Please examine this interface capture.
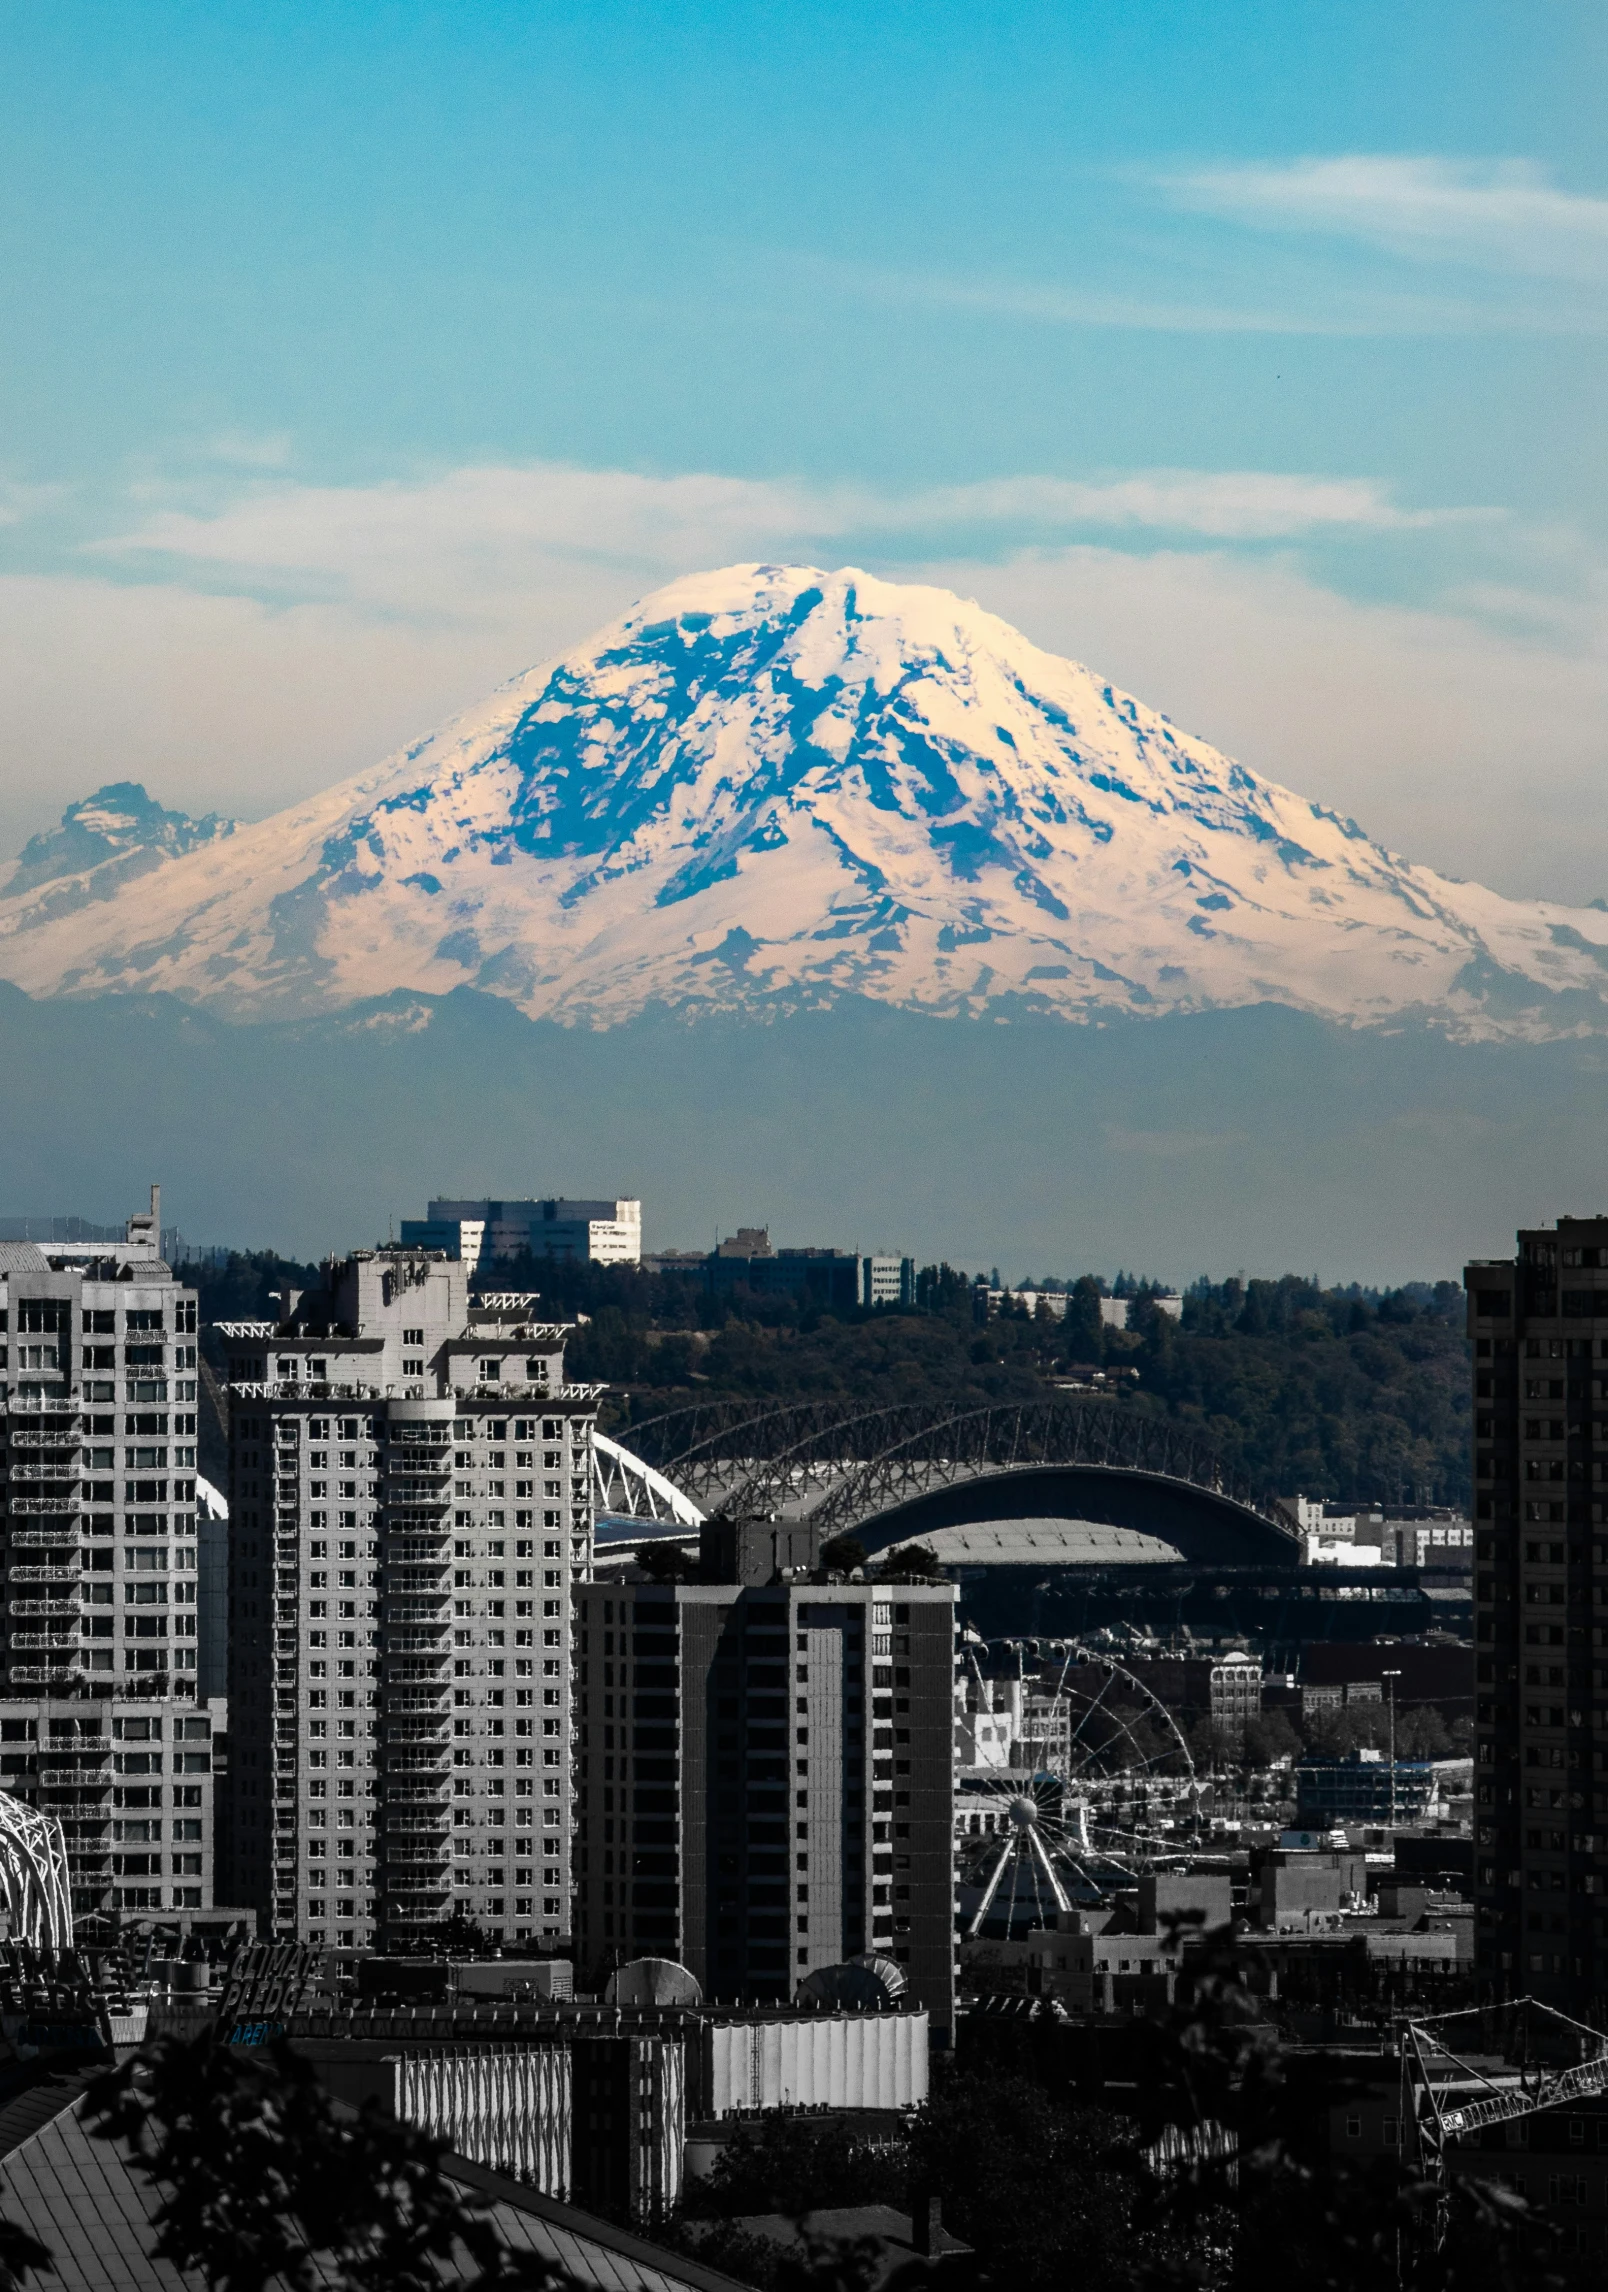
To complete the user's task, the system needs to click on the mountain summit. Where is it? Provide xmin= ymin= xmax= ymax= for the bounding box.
xmin=1 ymin=564 xmax=1604 ymax=1037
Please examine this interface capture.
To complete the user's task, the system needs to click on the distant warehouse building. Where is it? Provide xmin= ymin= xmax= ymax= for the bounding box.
xmin=401 ymin=1198 xmax=642 ymax=1272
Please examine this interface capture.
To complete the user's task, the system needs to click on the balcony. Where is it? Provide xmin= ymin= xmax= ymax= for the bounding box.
xmin=7 ymin=1564 xmax=80 ymax=1585
xmin=385 ymin=1450 xmax=451 ymax=1478
xmin=385 ymin=1629 xmax=450 ymax=1654
xmin=7 ymin=1524 xmax=80 ymax=1548
xmin=5 ymin=1495 xmax=80 ymax=1517
xmin=7 ymin=1463 xmax=82 ymax=1486
xmin=38 ymin=1765 xmax=110 ymax=1790
xmin=9 ymin=1599 xmax=81 ymax=1620
xmin=10 ymin=1430 xmax=82 ymax=1452
xmin=385 ymin=1754 xmax=451 ymax=1781
xmin=10 ymin=1630 xmax=81 ymax=1651
xmin=383 ymin=1834 xmax=450 ymax=1860
xmin=9 ymin=1666 xmax=79 ymax=1689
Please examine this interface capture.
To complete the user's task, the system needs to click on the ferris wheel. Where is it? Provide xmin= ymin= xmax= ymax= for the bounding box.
xmin=956 ymin=1646 xmax=1200 ymax=1937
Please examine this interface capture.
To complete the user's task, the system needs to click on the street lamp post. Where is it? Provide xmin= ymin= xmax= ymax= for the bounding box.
xmin=1382 ymin=1668 xmax=1402 ymax=1830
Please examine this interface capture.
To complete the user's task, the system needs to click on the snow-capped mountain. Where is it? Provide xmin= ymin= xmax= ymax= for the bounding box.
xmin=2 ymin=564 xmax=1606 ymax=1040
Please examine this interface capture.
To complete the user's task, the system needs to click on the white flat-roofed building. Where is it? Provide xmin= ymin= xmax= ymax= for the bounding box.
xmin=217 ymin=1246 xmax=601 ymax=1956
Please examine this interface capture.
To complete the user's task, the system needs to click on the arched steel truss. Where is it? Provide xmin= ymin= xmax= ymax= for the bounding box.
xmin=0 ymin=1798 xmax=73 ymax=1951
xmin=618 ymin=1396 xmax=1289 ymax=1541
xmin=592 ymin=1433 xmax=705 ymax=1527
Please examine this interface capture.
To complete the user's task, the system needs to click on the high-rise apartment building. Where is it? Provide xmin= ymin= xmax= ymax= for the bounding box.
xmin=0 ymin=1692 xmax=228 ymax=1922
xmin=573 ymin=1534 xmax=957 ymax=2044
xmin=217 ymin=1248 xmax=599 ymax=1953
xmin=402 ymin=1200 xmax=642 ymax=1272
xmin=1468 ymin=1218 xmax=1608 ymax=2008
xmin=0 ymin=1192 xmax=223 ymax=1924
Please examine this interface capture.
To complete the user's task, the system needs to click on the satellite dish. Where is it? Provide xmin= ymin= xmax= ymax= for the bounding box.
xmin=605 ymin=1956 xmax=703 ymax=2007
xmin=797 ymin=1954 xmax=907 ymax=2009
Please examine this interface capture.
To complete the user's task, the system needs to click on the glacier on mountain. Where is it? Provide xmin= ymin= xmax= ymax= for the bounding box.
xmin=2 ymin=562 xmax=1606 ymax=1041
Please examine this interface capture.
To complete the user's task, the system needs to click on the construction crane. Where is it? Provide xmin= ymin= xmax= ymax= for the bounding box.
xmin=1402 ymin=1998 xmax=1608 ymax=2182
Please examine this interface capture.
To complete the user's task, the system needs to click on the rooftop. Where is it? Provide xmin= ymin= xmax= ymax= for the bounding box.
xmin=0 ymin=2080 xmax=752 ymax=2292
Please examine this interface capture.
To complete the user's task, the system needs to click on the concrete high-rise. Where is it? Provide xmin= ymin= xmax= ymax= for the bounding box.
xmin=216 ymin=1248 xmax=599 ymax=1954
xmin=0 ymin=1191 xmax=225 ymax=1925
xmin=1467 ymin=1219 xmax=1608 ymax=2008
xmin=573 ymin=1529 xmax=957 ymax=2044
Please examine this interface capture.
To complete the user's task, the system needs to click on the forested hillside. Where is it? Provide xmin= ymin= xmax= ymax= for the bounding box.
xmin=190 ymin=1251 xmax=1469 ymax=1508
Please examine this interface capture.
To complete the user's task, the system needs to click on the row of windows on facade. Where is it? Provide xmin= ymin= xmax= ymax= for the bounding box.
xmin=235 ymin=1414 xmax=581 ymax=1441
xmin=0 ymin=1305 xmax=195 ymax=1334
xmin=240 ymin=1455 xmax=583 ymax=1484
xmin=286 ymin=1896 xmax=565 ymax=1921
xmin=237 ymin=1354 xmax=556 ymax=1383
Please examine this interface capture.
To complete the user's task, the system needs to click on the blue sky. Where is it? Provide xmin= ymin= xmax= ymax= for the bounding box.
xmin=1 ymin=0 xmax=1604 ymax=896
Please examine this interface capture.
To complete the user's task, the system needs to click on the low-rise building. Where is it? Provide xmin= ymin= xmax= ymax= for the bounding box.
xmin=705 ymin=1239 xmax=915 ymax=1311
xmin=1294 ymin=1753 xmax=1437 ymax=1825
xmin=403 ymin=1198 xmax=642 ymax=1271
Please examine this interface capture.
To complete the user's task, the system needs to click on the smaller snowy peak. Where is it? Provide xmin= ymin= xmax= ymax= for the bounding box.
xmin=4 ymin=782 xmax=235 ymax=901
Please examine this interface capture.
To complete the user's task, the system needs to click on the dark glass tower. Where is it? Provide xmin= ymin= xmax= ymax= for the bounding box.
xmin=574 ymin=1544 xmax=956 ymax=2044
xmin=1468 ymin=1218 xmax=1608 ymax=2013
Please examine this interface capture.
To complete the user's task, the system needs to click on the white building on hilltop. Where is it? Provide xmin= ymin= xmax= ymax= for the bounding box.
xmin=402 ymin=1199 xmax=641 ymax=1273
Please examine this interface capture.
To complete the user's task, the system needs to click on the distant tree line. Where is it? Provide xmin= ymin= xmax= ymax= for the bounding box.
xmin=187 ymin=1248 xmax=1470 ymax=1510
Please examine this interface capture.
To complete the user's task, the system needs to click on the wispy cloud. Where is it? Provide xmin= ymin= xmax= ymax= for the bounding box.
xmin=808 ymin=242 xmax=1608 ymax=339
xmin=0 ymin=480 xmax=70 ymax=529
xmin=0 ymin=454 xmax=1603 ymax=907
xmin=85 ymin=459 xmax=1472 ymax=623
xmin=1170 ymin=157 xmax=1608 ymax=281
xmin=914 ymin=471 xmax=1475 ymax=541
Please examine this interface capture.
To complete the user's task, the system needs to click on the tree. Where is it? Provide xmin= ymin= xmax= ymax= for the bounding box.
xmin=634 ymin=1540 xmax=695 ymax=1583
xmin=1397 ymin=1705 xmax=1455 ymax=1760
xmin=1242 ymin=1710 xmax=1302 ymax=1768
xmin=909 ymin=2063 xmax=1192 ymax=2292
xmin=389 ymin=1911 xmax=497 ymax=1959
xmin=874 ymin=1544 xmax=946 ymax=1582
xmin=818 ymin=1534 xmax=866 ymax=1575
xmin=84 ymin=2030 xmax=577 ymax=2292
xmin=1061 ymin=1276 xmax=1107 ymax=1363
